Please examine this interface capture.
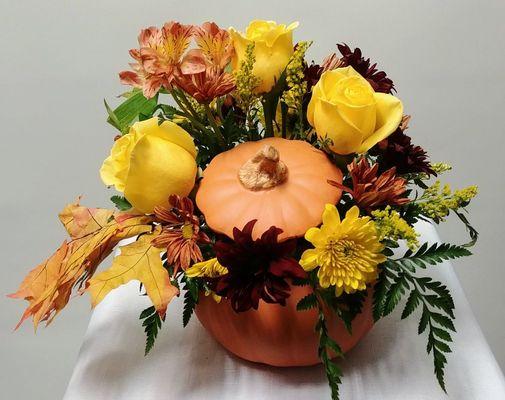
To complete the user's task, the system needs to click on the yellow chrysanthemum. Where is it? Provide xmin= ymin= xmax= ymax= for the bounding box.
xmin=185 ymin=258 xmax=228 ymax=278
xmin=300 ymin=205 xmax=386 ymax=296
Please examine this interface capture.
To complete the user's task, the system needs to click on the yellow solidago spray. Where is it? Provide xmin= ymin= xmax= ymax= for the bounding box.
xmin=282 ymin=41 xmax=311 ymax=111
xmin=417 ymin=181 xmax=478 ymax=222
xmin=371 ymin=206 xmax=419 ymax=250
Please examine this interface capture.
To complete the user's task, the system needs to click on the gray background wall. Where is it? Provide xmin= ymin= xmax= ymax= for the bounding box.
xmin=1 ymin=0 xmax=503 ymax=399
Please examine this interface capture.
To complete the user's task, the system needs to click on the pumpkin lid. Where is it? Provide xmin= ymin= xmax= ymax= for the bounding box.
xmin=196 ymin=137 xmax=343 ymax=241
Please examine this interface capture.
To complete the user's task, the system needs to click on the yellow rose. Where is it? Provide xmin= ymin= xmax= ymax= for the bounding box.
xmin=307 ymin=66 xmax=403 ymax=155
xmin=100 ymin=117 xmax=197 ymax=213
xmin=230 ymin=20 xmax=298 ymax=94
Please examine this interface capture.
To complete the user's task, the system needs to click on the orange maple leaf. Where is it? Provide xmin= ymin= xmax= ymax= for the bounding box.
xmin=87 ymin=227 xmax=179 ymax=317
xmin=9 ymin=198 xmax=154 ymax=329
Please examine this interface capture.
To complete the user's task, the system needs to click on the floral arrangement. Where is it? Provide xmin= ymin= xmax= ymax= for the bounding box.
xmin=11 ymin=19 xmax=478 ymax=399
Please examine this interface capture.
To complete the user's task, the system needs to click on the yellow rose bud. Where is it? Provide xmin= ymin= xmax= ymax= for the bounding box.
xmin=100 ymin=117 xmax=197 ymax=213
xmin=229 ymin=20 xmax=298 ymax=94
xmin=307 ymin=66 xmax=403 ymax=155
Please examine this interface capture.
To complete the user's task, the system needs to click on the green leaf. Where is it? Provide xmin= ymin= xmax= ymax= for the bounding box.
xmin=222 ymin=110 xmax=246 ymax=143
xmin=157 ymin=104 xmax=180 ymax=119
xmin=396 ymin=242 xmax=471 ymax=269
xmin=104 ymin=99 xmax=122 ymax=131
xmin=418 ymin=305 xmax=430 ymax=334
xmin=316 ymin=308 xmax=344 ymax=400
xmin=381 ymin=248 xmax=458 ymax=393
xmin=383 ymin=273 xmax=408 ymax=316
xmin=291 ymin=277 xmax=310 ymax=287
xmin=139 ymin=306 xmax=164 ymax=355
xmin=110 ymin=195 xmax=132 ymax=211
xmin=372 ymin=268 xmax=390 ymax=321
xmin=454 ymin=210 xmax=479 ymax=247
xmin=431 ymin=312 xmax=456 ymax=332
xmin=434 ymin=349 xmax=448 ymax=393
xmin=401 ymin=290 xmax=421 ymax=319
xmin=296 ymin=292 xmax=318 ymax=311
xmin=332 ymin=291 xmax=367 ymax=334
xmin=182 ymin=277 xmax=199 ymax=327
xmin=434 ymin=340 xmax=452 ymax=353
xmin=106 ymin=90 xmax=158 ymax=134
xmin=139 ymin=305 xmax=155 ymax=319
xmin=182 ymin=291 xmax=196 ymax=327
xmin=432 ymin=327 xmax=452 ymax=342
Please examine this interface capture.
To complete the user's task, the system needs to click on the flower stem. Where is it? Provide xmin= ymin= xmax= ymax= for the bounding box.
xmin=170 ymin=93 xmax=209 ymax=134
xmin=262 ymin=95 xmax=278 ymax=138
xmin=280 ymin=102 xmax=288 ymax=139
xmin=204 ymin=103 xmax=226 ymax=149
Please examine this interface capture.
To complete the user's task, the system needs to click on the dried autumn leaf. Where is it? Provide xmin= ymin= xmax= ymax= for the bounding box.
xmin=87 ymin=227 xmax=179 ymax=316
xmin=59 ymin=197 xmax=115 ymax=239
xmin=9 ymin=199 xmax=154 ymax=329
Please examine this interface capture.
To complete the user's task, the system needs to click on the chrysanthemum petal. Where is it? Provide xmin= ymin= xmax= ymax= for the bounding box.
xmin=322 ymin=203 xmax=341 ymax=228
xmin=300 ymin=249 xmax=319 ymax=271
xmin=304 ymin=227 xmax=325 ymax=246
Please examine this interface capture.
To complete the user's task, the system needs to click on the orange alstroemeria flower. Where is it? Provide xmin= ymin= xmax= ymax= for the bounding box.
xmin=119 ymin=27 xmax=168 ymax=98
xmin=175 ymin=50 xmax=235 ymax=103
xmin=140 ymin=21 xmax=193 ymax=80
xmin=173 ymin=22 xmax=235 ymax=103
xmin=119 ymin=22 xmax=193 ymax=98
xmin=193 ymin=22 xmax=234 ymax=69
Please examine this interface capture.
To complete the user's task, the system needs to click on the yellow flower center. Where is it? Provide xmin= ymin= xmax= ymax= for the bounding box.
xmin=182 ymin=223 xmax=194 ymax=239
xmin=323 ymin=238 xmax=358 ymax=263
xmin=317 ymin=235 xmax=379 ymax=295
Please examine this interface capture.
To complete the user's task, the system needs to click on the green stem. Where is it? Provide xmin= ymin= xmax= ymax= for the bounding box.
xmin=204 ymin=103 xmax=226 ymax=149
xmin=216 ymin=97 xmax=224 ymax=121
xmin=280 ymin=102 xmax=288 ymax=139
xmin=298 ymin=106 xmax=305 ymax=138
xmin=174 ymin=90 xmax=200 ymax=119
xmin=332 ymin=154 xmax=355 ymax=171
xmin=262 ymin=95 xmax=278 ymax=138
xmin=170 ymin=95 xmax=210 ymax=134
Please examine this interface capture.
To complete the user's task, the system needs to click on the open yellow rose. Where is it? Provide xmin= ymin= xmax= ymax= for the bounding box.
xmin=100 ymin=117 xmax=197 ymax=213
xmin=230 ymin=20 xmax=298 ymax=94
xmin=307 ymin=66 xmax=403 ymax=155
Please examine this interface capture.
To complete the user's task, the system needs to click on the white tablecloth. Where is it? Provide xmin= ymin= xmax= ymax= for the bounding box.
xmin=64 ymin=222 xmax=505 ymax=399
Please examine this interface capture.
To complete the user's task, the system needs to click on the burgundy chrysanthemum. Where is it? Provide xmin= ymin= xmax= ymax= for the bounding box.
xmin=210 ymin=220 xmax=307 ymax=313
xmin=371 ymin=128 xmax=435 ymax=176
xmin=337 ymin=43 xmax=395 ymax=94
xmin=304 ymin=62 xmax=323 ymax=92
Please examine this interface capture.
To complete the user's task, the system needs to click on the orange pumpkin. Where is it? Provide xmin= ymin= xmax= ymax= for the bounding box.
xmin=196 ymin=137 xmax=343 ymax=240
xmin=195 ymin=285 xmax=374 ymax=367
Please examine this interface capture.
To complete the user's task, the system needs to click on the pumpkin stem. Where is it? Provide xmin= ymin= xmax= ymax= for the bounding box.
xmin=238 ymin=145 xmax=288 ymax=191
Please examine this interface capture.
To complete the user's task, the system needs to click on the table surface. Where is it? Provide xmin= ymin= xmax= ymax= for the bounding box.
xmin=63 ymin=222 xmax=505 ymax=400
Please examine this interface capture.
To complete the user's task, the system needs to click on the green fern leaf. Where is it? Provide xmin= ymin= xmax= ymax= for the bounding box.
xmin=418 ymin=304 xmax=430 ymax=334
xmin=296 ymin=293 xmax=318 ymax=311
xmin=181 ymin=277 xmax=199 ymax=327
xmin=373 ymin=268 xmax=391 ymax=321
xmin=401 ymin=290 xmax=421 ymax=319
xmin=396 ymin=243 xmax=471 ymax=269
xmin=383 ymin=273 xmax=409 ymax=316
xmin=140 ymin=306 xmax=164 ymax=356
